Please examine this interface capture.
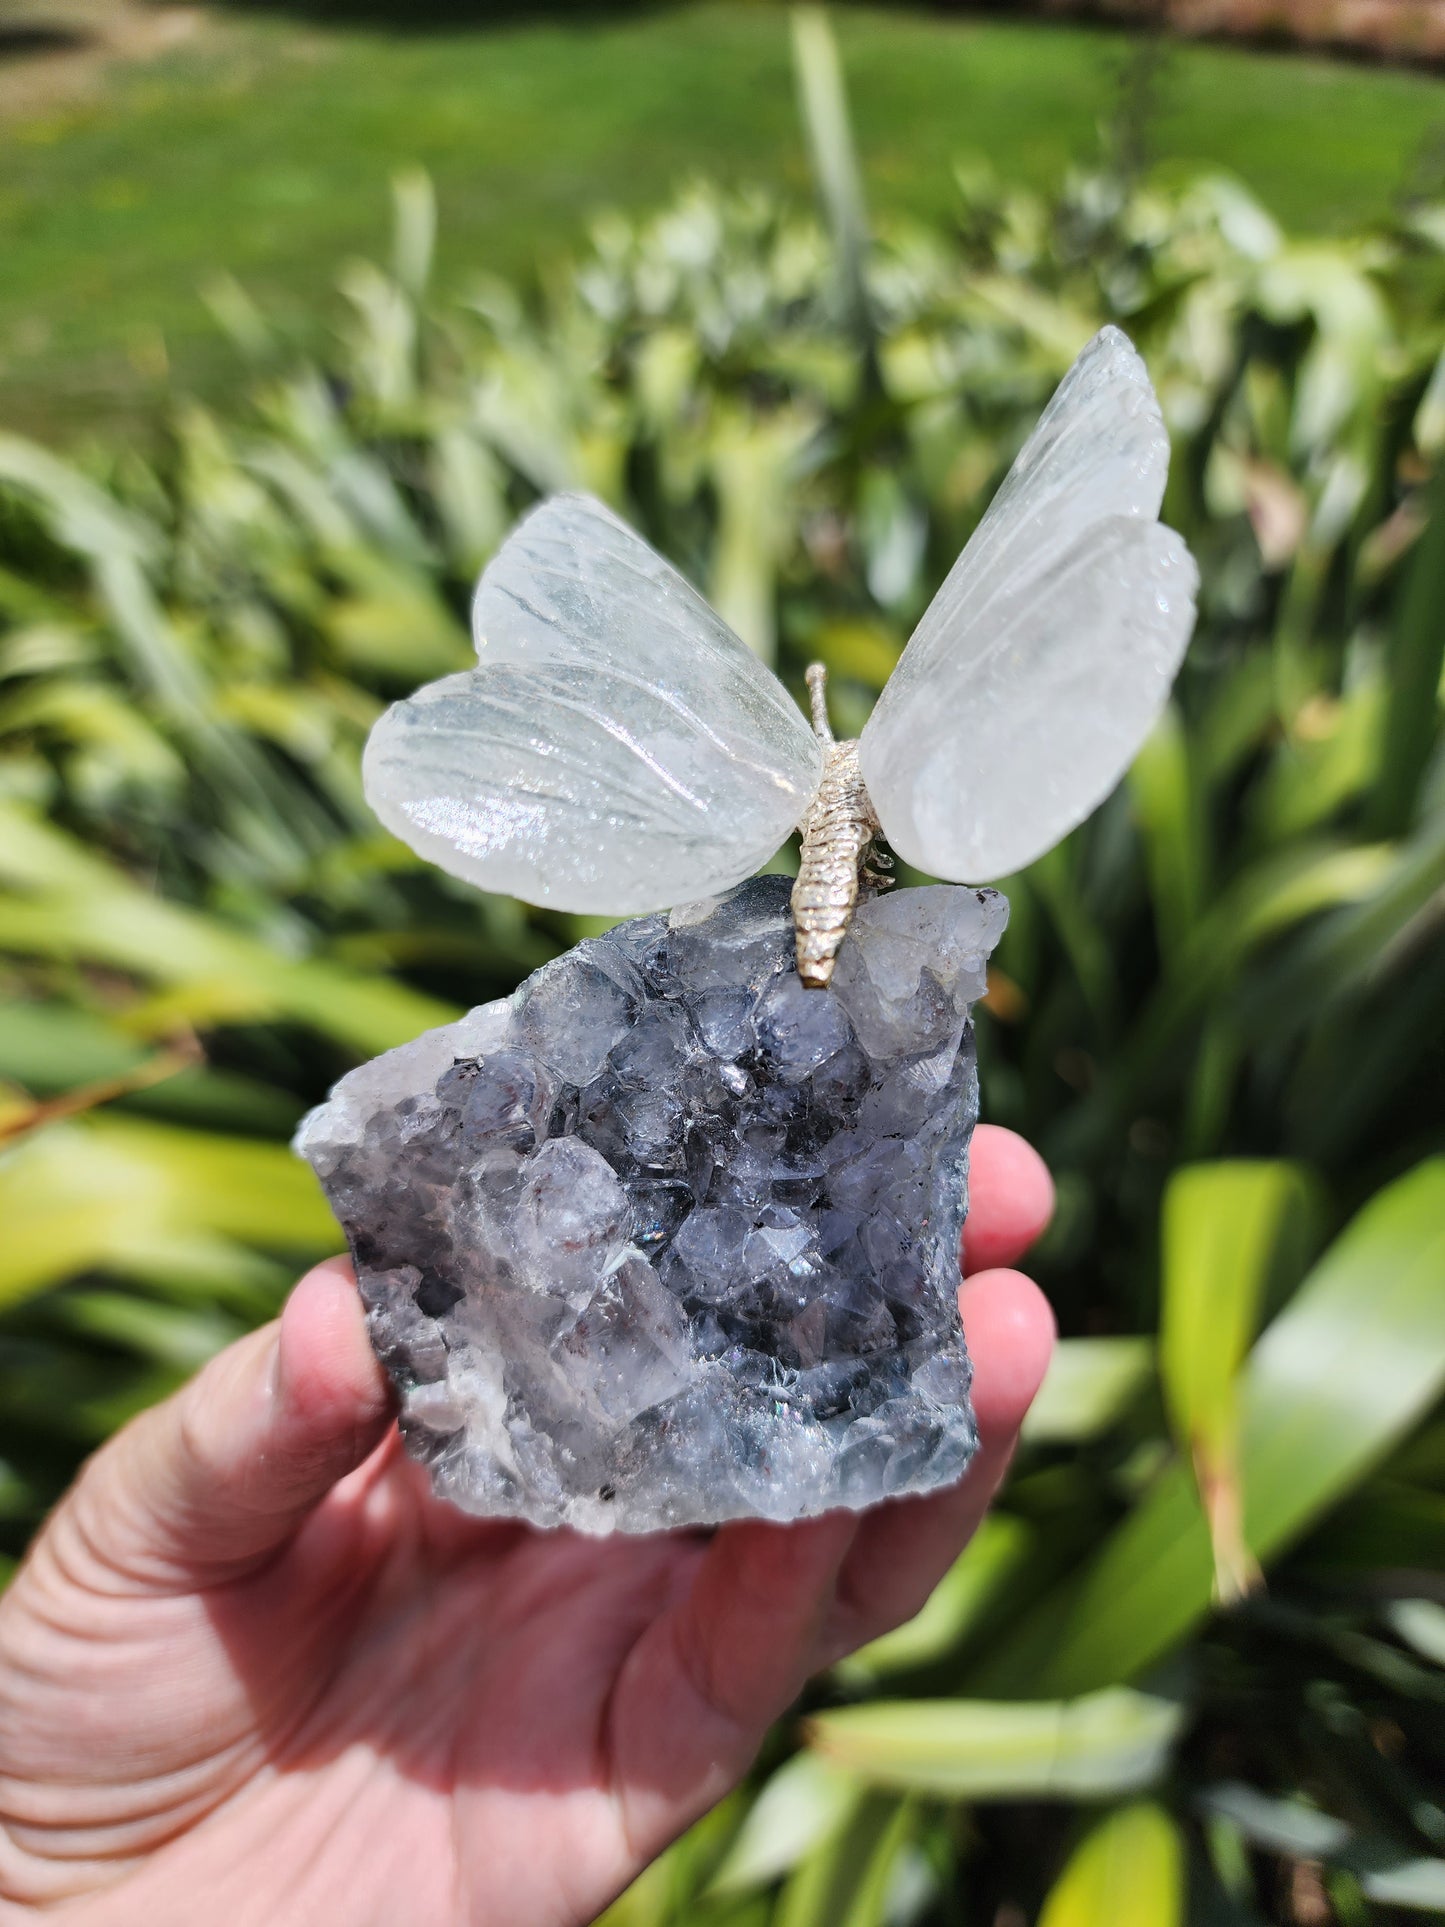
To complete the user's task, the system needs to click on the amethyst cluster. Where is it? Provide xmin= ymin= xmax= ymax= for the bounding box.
xmin=296 ymin=876 xmax=1005 ymax=1533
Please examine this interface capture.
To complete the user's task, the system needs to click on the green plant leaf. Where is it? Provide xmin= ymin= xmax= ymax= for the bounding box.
xmin=1200 ymin=1783 xmax=1445 ymax=1913
xmin=1237 ymin=812 xmax=1445 ymax=1038
xmin=1022 ymin=1339 xmax=1155 ymax=1446
xmin=0 ymin=1002 xmax=303 ymax=1133
xmin=1384 ymin=1598 xmax=1445 ymax=1667
xmin=974 ymin=1159 xmax=1445 ymax=1696
xmin=1159 ymin=1160 xmax=1314 ymax=1599
xmin=56 ymin=1290 xmax=244 ymax=1371
xmin=1130 ymin=704 xmax=1204 ymax=967
xmin=0 ymin=434 xmax=159 ymax=566
xmin=776 ymin=1794 xmax=916 ymax=1927
xmin=391 ymin=166 xmax=437 ymax=300
xmin=805 ymin=1688 xmax=1183 ymax=1799
xmin=322 ymin=582 xmax=470 ymax=679
xmin=707 ymin=1754 xmax=856 ymax=1897
xmin=836 ymin=1512 xmax=1035 ymax=1683
xmin=0 ymin=1116 xmax=338 ymax=1308
xmin=596 ymin=1796 xmax=754 ymax=1927
xmin=1356 ymin=1857 xmax=1445 ymax=1911
xmin=1299 ymin=1481 xmax=1445 ymax=1576
xmin=1026 ymin=842 xmax=1120 ymax=1034
xmin=1368 ymin=459 xmax=1445 ymax=837
xmin=706 ymin=405 xmax=816 ymax=664
xmin=1038 ymin=1801 xmax=1185 ymax=1927
xmin=812 ymin=619 xmax=901 ymax=693
xmin=1103 ymin=839 xmax=1399 ymax=1114
xmin=1253 ymin=680 xmax=1385 ymax=842
xmin=0 ymin=804 xmax=457 ymax=1055
xmin=790 ymin=6 xmax=871 ymax=349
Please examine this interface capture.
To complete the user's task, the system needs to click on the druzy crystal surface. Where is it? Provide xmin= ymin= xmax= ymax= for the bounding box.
xmin=296 ymin=876 xmax=1007 ymax=1534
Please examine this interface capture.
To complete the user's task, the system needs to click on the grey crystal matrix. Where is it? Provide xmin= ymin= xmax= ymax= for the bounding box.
xmin=296 ymin=876 xmax=1007 ymax=1534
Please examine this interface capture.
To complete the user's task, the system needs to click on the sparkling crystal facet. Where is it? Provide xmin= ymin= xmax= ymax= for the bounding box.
xmin=296 ymin=877 xmax=1007 ymax=1533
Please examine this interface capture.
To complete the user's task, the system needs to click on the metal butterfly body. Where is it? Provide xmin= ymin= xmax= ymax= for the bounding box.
xmin=364 ymin=326 xmax=1199 ymax=986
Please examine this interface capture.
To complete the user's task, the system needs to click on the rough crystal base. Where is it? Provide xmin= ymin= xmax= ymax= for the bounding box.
xmin=296 ymin=876 xmax=1007 ymax=1534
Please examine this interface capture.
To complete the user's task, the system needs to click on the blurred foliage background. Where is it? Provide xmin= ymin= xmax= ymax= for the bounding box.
xmin=2 ymin=5 xmax=1445 ymax=1923
xmin=7 ymin=0 xmax=1445 ymax=440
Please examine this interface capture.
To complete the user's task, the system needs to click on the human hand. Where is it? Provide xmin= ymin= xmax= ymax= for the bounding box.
xmin=0 ymin=1124 xmax=1054 ymax=1927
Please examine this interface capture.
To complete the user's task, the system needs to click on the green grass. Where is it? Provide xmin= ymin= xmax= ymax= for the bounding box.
xmin=3 ymin=1 xmax=1443 ymax=438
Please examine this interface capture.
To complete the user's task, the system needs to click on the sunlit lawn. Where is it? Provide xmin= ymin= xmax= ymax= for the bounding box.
xmin=3 ymin=0 xmax=1443 ymax=437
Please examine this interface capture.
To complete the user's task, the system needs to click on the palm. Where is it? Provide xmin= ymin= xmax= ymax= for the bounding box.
xmin=134 ymin=1460 xmax=761 ymax=1923
xmin=0 ymin=1127 xmax=1053 ymax=1927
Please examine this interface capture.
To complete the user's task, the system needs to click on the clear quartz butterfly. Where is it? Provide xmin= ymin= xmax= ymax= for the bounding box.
xmin=364 ymin=326 xmax=1199 ymax=986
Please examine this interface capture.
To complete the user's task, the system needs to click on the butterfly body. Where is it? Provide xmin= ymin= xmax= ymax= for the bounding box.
xmin=362 ymin=327 xmax=1198 ymax=970
xmin=791 ymin=665 xmax=890 ymax=988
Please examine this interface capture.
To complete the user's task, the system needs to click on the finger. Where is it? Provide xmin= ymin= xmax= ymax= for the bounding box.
xmin=609 ymin=1512 xmax=858 ymax=1855
xmin=64 ymin=1257 xmax=392 ymax=1588
xmin=823 ymin=1266 xmax=1055 ymax=1659
xmin=672 ymin=1513 xmax=860 ymax=1723
xmin=961 ymin=1125 xmax=1054 ymax=1275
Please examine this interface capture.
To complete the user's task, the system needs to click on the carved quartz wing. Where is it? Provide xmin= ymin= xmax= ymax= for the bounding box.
xmin=363 ymin=493 xmax=823 ymax=913
xmin=858 ymin=326 xmax=1198 ymax=883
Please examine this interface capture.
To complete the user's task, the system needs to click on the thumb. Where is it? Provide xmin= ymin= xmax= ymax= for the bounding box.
xmin=64 ymin=1258 xmax=393 ymax=1588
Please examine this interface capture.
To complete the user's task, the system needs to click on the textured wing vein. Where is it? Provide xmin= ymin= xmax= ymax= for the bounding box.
xmin=860 ymin=326 xmax=1196 ymax=881
xmin=364 ymin=494 xmax=821 ymax=912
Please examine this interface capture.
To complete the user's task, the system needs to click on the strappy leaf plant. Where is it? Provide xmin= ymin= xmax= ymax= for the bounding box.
xmin=1 ymin=36 xmax=1443 ymax=1921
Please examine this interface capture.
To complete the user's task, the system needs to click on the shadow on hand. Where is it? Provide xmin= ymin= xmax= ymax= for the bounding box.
xmin=201 ymin=1446 xmax=718 ymax=1811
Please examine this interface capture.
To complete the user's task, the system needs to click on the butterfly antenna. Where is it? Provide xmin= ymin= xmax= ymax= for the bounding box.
xmin=805 ymin=662 xmax=835 ymax=744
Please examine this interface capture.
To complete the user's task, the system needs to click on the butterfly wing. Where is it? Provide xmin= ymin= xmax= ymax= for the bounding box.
xmin=858 ymin=327 xmax=1198 ymax=881
xmin=363 ymin=494 xmax=822 ymax=914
